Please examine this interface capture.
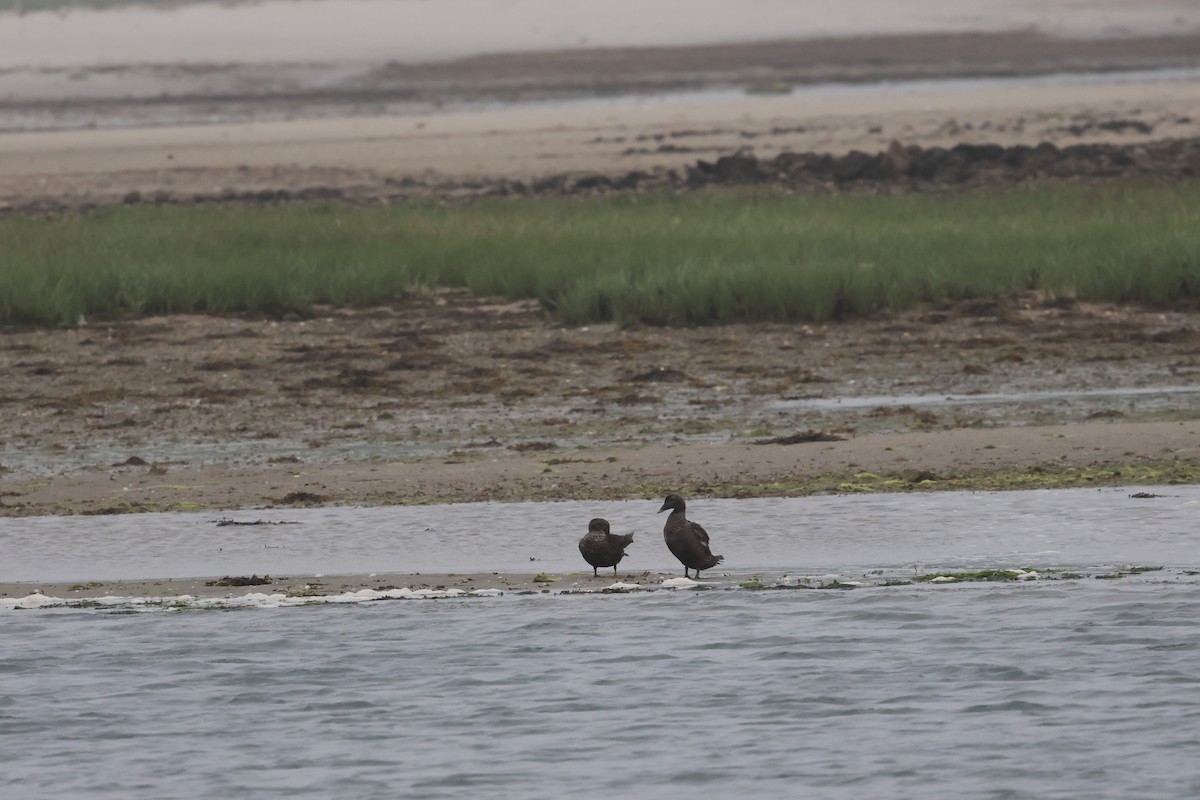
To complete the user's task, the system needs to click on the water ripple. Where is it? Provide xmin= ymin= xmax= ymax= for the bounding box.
xmin=5 ymin=488 xmax=1200 ymax=797
xmin=6 ymin=484 xmax=1200 ymax=581
xmin=4 ymin=580 xmax=1200 ymax=798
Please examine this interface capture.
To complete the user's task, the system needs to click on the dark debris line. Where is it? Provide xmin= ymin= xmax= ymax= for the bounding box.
xmin=7 ymin=137 xmax=1200 ymax=218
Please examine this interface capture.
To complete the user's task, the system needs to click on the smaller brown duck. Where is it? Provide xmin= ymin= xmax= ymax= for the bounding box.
xmin=658 ymin=493 xmax=724 ymax=578
xmin=578 ymin=518 xmax=634 ymax=577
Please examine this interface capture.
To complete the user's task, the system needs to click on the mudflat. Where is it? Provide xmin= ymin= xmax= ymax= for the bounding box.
xmin=3 ymin=290 xmax=1200 ymax=516
xmin=3 ymin=5 xmax=1200 ymax=518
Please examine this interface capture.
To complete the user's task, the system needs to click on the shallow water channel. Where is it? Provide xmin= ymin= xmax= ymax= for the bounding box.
xmin=3 ymin=487 xmax=1200 ymax=797
xmin=2 ymin=485 xmax=1198 ymax=582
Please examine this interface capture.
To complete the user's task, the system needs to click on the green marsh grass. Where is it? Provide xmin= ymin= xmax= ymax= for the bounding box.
xmin=2 ymin=186 xmax=1199 ymax=327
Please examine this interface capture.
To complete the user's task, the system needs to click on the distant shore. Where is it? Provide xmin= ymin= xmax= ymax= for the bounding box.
xmin=5 ymin=0 xmax=1197 ymax=70
xmin=3 ymin=69 xmax=1198 ymax=211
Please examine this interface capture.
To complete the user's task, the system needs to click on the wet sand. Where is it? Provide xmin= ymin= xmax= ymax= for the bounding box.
xmin=3 ymin=420 xmax=1199 ymax=514
xmin=0 ymin=570 xmax=670 ymax=601
xmin=4 ymin=561 xmax=1192 ymax=603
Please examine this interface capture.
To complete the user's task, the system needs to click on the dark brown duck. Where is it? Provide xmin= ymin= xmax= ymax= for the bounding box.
xmin=578 ymin=517 xmax=634 ymax=577
xmin=658 ymin=493 xmax=724 ymax=578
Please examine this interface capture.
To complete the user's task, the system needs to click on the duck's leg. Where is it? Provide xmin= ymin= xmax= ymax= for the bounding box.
xmin=683 ymin=567 xmax=691 ymax=579
xmin=613 ymin=565 xmax=619 ymax=577
xmin=593 ymin=566 xmax=599 ymax=577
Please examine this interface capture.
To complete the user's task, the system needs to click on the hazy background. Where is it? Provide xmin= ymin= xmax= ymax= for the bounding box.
xmin=2 ymin=0 xmax=1198 ymax=69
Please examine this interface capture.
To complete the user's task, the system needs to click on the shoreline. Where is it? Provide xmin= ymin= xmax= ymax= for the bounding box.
xmin=0 ymin=571 xmax=677 ymax=601
xmin=4 ymin=76 xmax=1198 ymax=213
xmin=3 ymin=562 xmax=1193 ymax=606
xmin=4 ymin=420 xmax=1200 ymax=517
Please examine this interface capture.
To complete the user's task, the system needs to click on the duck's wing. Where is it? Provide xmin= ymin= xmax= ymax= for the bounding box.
xmin=688 ymin=520 xmax=711 ymax=548
xmin=608 ymin=532 xmax=634 ymax=551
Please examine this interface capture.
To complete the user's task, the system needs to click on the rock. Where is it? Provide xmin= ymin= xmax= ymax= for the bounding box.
xmin=950 ymin=143 xmax=1006 ymax=164
xmin=532 ymin=175 xmax=567 ymax=194
xmin=687 ymin=153 xmax=767 ymax=186
xmin=831 ymin=150 xmax=888 ymax=182
xmin=908 ymin=146 xmax=948 ymax=180
xmin=613 ymin=170 xmax=651 ymax=190
xmin=572 ymin=174 xmax=612 ymax=191
xmin=882 ymin=140 xmax=913 ymax=174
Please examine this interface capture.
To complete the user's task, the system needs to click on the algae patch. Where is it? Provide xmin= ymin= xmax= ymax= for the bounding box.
xmin=915 ymin=568 xmax=1041 ymax=583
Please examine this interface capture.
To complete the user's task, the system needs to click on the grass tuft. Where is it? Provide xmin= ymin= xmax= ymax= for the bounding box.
xmin=3 ymin=186 xmax=1200 ymax=327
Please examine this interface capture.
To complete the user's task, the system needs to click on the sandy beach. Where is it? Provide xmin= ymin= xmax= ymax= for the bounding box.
xmin=3 ymin=74 xmax=1200 ymax=212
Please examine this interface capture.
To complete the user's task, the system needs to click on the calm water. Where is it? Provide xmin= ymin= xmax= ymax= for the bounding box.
xmin=3 ymin=487 xmax=1200 ymax=797
xmin=4 ymin=486 xmax=1200 ymax=582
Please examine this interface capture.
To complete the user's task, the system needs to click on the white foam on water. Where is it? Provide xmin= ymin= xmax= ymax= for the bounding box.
xmin=0 ymin=586 xmax=501 ymax=612
xmin=806 ymin=573 xmax=848 ymax=584
xmin=1 ymin=593 xmax=67 ymax=610
xmin=661 ymin=577 xmax=700 ymax=589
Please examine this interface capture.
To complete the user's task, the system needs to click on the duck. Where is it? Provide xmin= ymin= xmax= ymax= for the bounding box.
xmin=658 ymin=493 xmax=723 ymax=578
xmin=578 ymin=517 xmax=634 ymax=577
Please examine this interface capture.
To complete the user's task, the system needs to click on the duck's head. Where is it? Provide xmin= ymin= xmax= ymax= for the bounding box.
xmin=588 ymin=517 xmax=611 ymax=533
xmin=658 ymin=493 xmax=686 ymax=514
